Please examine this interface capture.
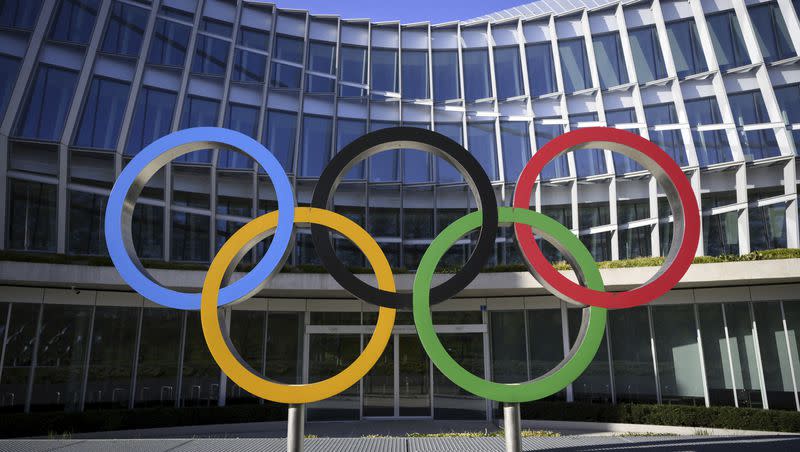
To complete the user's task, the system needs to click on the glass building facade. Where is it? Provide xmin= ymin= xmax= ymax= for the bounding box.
xmin=1 ymin=0 xmax=800 ymax=420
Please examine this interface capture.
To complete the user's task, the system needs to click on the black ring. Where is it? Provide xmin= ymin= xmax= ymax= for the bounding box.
xmin=311 ymin=127 xmax=499 ymax=309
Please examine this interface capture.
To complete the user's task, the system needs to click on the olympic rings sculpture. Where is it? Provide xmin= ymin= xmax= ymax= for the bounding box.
xmin=105 ymin=125 xmax=700 ymax=405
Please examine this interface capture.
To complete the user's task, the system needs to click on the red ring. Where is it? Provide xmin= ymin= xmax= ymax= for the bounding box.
xmin=513 ymin=127 xmax=700 ymax=309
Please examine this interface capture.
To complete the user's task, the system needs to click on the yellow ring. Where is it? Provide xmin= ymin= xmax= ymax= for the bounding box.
xmin=200 ymin=207 xmax=396 ymax=404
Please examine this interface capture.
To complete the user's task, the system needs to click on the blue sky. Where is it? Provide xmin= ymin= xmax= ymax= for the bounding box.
xmin=265 ymin=0 xmax=530 ymax=23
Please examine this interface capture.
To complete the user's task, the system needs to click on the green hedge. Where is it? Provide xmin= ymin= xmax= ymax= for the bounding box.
xmin=521 ymin=401 xmax=800 ymax=433
xmin=0 ymin=404 xmax=286 ymax=439
xmin=4 ymin=401 xmax=800 ymax=438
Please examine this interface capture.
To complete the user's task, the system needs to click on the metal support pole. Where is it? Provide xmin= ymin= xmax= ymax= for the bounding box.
xmin=503 ymin=402 xmax=521 ymax=452
xmin=287 ymin=404 xmax=305 ymax=452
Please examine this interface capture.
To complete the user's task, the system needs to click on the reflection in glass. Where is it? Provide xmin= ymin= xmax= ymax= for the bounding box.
xmin=102 ymin=1 xmax=148 ymax=56
xmin=628 ymin=26 xmax=667 ymax=83
xmin=299 ymin=115 xmax=333 ymax=177
xmin=363 ymin=336 xmax=393 ymax=416
xmin=724 ymin=303 xmax=764 ymax=408
xmin=192 ymin=35 xmax=230 ymax=76
xmin=369 ymin=121 xmax=400 ymax=182
xmin=697 ymin=304 xmax=736 ymax=406
xmin=371 ymin=48 xmax=399 ymax=93
xmin=2 ymin=0 xmax=44 ymax=30
xmin=528 ymin=308 xmax=565 ymax=400
xmin=462 ymin=49 xmax=491 ymax=101
xmin=181 ymin=312 xmax=220 ymax=407
xmin=500 ymin=121 xmax=531 ymax=182
xmin=466 ymin=122 xmax=499 ymax=180
xmin=399 ymin=334 xmax=431 ymax=416
xmin=75 ymin=77 xmax=130 ymax=150
xmin=177 ymin=95 xmax=219 ymax=163
xmin=265 ymin=313 xmax=303 ymax=384
xmin=171 ymin=212 xmax=210 ymax=262
xmin=227 ymin=310 xmax=266 ymax=405
xmin=339 ymin=45 xmax=367 ymax=96
xmin=336 ymin=118 xmax=367 ymax=179
xmin=775 ymin=84 xmax=800 ymax=125
xmin=434 ymin=122 xmax=464 ymax=183
xmin=0 ymin=303 xmax=39 ymax=412
xmin=220 ymin=103 xmax=258 ymax=169
xmin=619 ymin=227 xmax=652 ymax=259
xmin=0 ymin=54 xmax=21 ymax=117
xmin=432 ymin=50 xmax=459 ymax=101
xmin=749 ymin=195 xmax=787 ymax=251
xmin=8 ymin=179 xmax=57 ymax=252
xmin=558 ymin=38 xmax=591 ymax=92
xmin=753 ymin=302 xmax=797 ymax=410
xmin=535 ymin=123 xmax=568 ymax=179
xmin=609 ymin=307 xmax=657 ymax=403
xmin=666 ymin=19 xmax=708 ymax=77
xmin=525 ymin=42 xmax=557 ymax=96
xmin=402 ymin=50 xmax=429 ymax=99
xmin=703 ymin=212 xmax=739 ymax=256
xmin=233 ymin=49 xmax=266 ymax=83
xmin=652 ymin=305 xmax=704 ymax=405
xmin=49 ymin=0 xmax=100 ymax=44
xmin=274 ymin=35 xmax=304 ymax=63
xmin=68 ymin=191 xmax=108 ymax=256
xmin=264 ymin=110 xmax=297 ymax=172
xmin=126 ymin=87 xmax=177 ymax=156
xmin=707 ymin=10 xmax=750 ymax=71
xmin=491 ymin=311 xmax=527 ymax=384
xmin=135 ymin=308 xmax=181 ymax=407
xmin=15 ymin=65 xmax=78 ymax=141
xmin=85 ymin=306 xmax=138 ymax=409
xmin=493 ymin=46 xmax=523 ymax=99
xmin=748 ymin=2 xmax=795 ymax=63
xmin=593 ymin=32 xmax=628 ymax=88
xmin=308 ymin=334 xmax=360 ymax=420
xmin=568 ymin=307 xmax=612 ymax=403
xmin=433 ymin=333 xmax=484 ymax=419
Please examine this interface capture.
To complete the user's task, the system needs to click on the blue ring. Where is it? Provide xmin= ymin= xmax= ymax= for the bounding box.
xmin=105 ymin=127 xmax=295 ymax=310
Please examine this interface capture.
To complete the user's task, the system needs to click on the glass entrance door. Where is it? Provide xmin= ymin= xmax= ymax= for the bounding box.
xmin=362 ymin=333 xmax=432 ymax=418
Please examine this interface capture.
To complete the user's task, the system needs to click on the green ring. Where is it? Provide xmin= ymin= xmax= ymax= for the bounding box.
xmin=412 ymin=207 xmax=608 ymax=403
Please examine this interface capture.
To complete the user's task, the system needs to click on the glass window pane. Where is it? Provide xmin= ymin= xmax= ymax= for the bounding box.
xmin=29 ymin=304 xmax=91 ymax=412
xmin=270 ymin=62 xmax=302 ymax=89
xmin=227 ymin=310 xmax=266 ymax=404
xmin=784 ymin=300 xmax=800 ymax=409
xmin=435 ymin=122 xmax=464 ymax=183
xmin=181 ymin=312 xmax=220 ymax=406
xmin=336 ymin=118 xmax=366 ymax=180
xmin=132 ymin=203 xmax=163 ymax=259
xmin=707 ymin=10 xmax=750 ymax=71
xmin=85 ymin=306 xmax=139 ymax=410
xmin=491 ymin=311 xmax=527 ymax=383
xmin=273 ymin=35 xmax=304 ymax=63
xmin=462 ymin=48 xmax=491 ymax=101
xmin=593 ymin=32 xmax=628 ymax=89
xmin=339 ymin=45 xmax=367 ymax=86
xmin=749 ymin=2 xmax=796 ymax=63
xmin=703 ymin=210 xmax=739 ymax=256
xmin=307 ymin=41 xmax=335 ymax=74
xmin=729 ymin=90 xmax=770 ymax=126
xmin=402 ymin=50 xmax=429 ymax=99
xmin=525 ymin=42 xmax=557 ymax=96
xmin=753 ymin=302 xmax=797 ymax=410
xmin=171 ymin=212 xmax=210 ymax=262
xmin=0 ymin=303 xmax=39 ymax=412
xmin=74 ymin=77 xmax=130 ymax=150
xmin=368 ymin=121 xmax=400 ymax=182
xmin=500 ymin=121 xmax=531 ymax=182
xmin=101 ymin=1 xmax=148 ymax=56
xmin=1 ymin=0 xmax=44 ymax=30
xmin=774 ymin=84 xmax=800 ymax=124
xmin=238 ymin=26 xmax=269 ymax=51
xmin=266 ymin=312 xmax=303 ymax=384
xmin=739 ymin=129 xmax=781 ymax=160
xmin=232 ymin=49 xmax=266 ymax=82
xmin=528 ymin=308 xmax=566 ymax=400
xmin=650 ymin=129 xmax=688 ymax=166
xmin=8 ymin=179 xmax=57 ymax=252
xmin=724 ymin=303 xmax=765 ymax=408
xmin=306 ymin=73 xmax=335 ymax=94
xmin=308 ymin=333 xmax=360 ymax=420
xmin=693 ymin=130 xmax=732 ymax=166
xmin=644 ymin=102 xmax=678 ymax=125
xmin=467 ymin=122 xmax=499 ymax=180
xmin=371 ymin=48 xmax=399 ymax=93
xmin=299 ymin=115 xmax=333 ymax=177
xmin=264 ymin=110 xmax=297 ymax=173
xmin=49 ymin=0 xmax=100 ymax=44
xmin=652 ymin=305 xmax=705 ymax=405
xmin=68 ymin=190 xmax=108 ymax=255
xmin=15 ymin=65 xmax=79 ymax=141
xmin=610 ymin=307 xmax=658 ymax=403
xmin=558 ymin=38 xmax=591 ymax=92
xmin=126 ymin=87 xmax=176 ymax=155
xmin=177 ymin=96 xmax=219 ymax=163
xmin=432 ymin=50 xmax=459 ymax=101
xmin=628 ymin=26 xmax=668 ymax=83
xmin=568 ymin=307 xmax=612 ymax=403
xmin=535 ymin=123 xmax=569 ymax=179
xmin=191 ymin=35 xmax=230 ymax=76
xmin=402 ymin=124 xmax=432 ymax=184
xmin=200 ymin=17 xmax=232 ymax=37
xmin=493 ymin=46 xmax=523 ymax=99
xmin=0 ymin=54 xmax=21 ymax=120
xmin=135 ymin=308 xmax=181 ymax=407
xmin=219 ymin=103 xmax=258 ymax=169
xmin=148 ymin=18 xmax=191 ymax=67
xmin=619 ymin=226 xmax=652 ymax=259
xmin=434 ymin=333 xmax=485 ymax=419
xmin=666 ymin=19 xmax=708 ymax=78
xmin=749 ymin=192 xmax=787 ymax=250
xmin=698 ymin=304 xmax=736 ymax=406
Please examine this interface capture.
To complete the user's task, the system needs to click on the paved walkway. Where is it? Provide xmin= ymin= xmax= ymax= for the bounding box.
xmin=2 ymin=435 xmax=800 ymax=451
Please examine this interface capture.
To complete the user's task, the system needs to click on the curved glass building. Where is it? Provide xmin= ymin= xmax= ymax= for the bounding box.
xmin=2 ymin=0 xmax=800 ymax=421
